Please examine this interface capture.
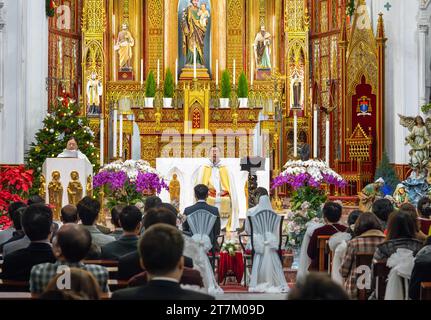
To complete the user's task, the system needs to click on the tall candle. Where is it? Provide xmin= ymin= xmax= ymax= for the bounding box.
xmin=113 ymin=15 xmax=116 ymax=82
xmin=193 ymin=46 xmax=197 ymax=79
xmin=119 ymin=114 xmax=123 ymax=159
xmin=293 ymin=111 xmax=298 ymax=158
xmin=113 ymin=109 xmax=118 ymax=158
xmin=313 ymin=105 xmax=318 ymax=159
xmin=100 ymin=116 xmax=104 ymax=165
xmin=140 ymin=59 xmax=144 ymax=85
xmin=157 ymin=59 xmax=160 ymax=88
xmin=250 ymin=52 xmax=254 ymax=86
xmin=325 ymin=115 xmax=330 ymax=165
xmin=175 ymin=58 xmax=178 ymax=86
xmin=233 ymin=59 xmax=236 ymax=86
xmin=216 ymin=59 xmax=219 ymax=86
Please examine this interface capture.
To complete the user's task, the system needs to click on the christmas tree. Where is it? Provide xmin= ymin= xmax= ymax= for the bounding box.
xmin=374 ymin=151 xmax=400 ymax=196
xmin=25 ymin=92 xmax=99 ymax=194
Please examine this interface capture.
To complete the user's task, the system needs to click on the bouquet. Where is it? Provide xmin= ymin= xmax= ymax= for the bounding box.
xmin=221 ymin=239 xmax=238 ymax=257
xmin=93 ymin=160 xmax=168 ymax=208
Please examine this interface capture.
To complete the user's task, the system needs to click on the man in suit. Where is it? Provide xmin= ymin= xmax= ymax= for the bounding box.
xmin=118 ymin=207 xmax=193 ymax=280
xmin=182 ymin=184 xmax=221 ymax=251
xmin=0 ymin=202 xmax=26 ymax=246
xmin=307 ymin=202 xmax=347 ymax=271
xmin=2 ymin=207 xmax=30 ymax=256
xmin=77 ymin=197 xmax=115 ymax=247
xmin=112 ymin=224 xmax=214 ymax=300
xmin=110 ymin=205 xmax=125 ymax=240
xmin=2 ymin=204 xmax=56 ymax=281
xmin=101 ymin=205 xmax=141 ymax=260
xmin=60 ymin=205 xmax=79 ymax=224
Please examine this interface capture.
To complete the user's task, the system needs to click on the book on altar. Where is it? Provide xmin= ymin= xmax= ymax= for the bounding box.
xmin=57 ymin=150 xmax=79 ymax=158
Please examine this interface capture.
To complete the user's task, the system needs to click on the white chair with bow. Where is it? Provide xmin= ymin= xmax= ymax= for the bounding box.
xmin=384 ymin=248 xmax=415 ymax=300
xmin=248 ymin=210 xmax=289 ymax=293
xmin=186 ymin=209 xmax=223 ymax=294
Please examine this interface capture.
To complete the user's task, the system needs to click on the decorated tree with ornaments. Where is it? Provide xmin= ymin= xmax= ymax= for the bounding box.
xmin=25 ymin=92 xmax=99 ymax=194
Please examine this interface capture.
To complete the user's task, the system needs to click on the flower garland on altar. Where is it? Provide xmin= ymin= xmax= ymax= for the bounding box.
xmin=93 ymin=160 xmax=168 ymax=209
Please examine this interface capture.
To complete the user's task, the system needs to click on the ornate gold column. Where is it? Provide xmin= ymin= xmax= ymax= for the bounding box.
xmin=146 ymin=0 xmax=164 ymax=76
xmin=164 ymin=0 xmax=178 ymax=76
xmin=212 ymin=0 xmax=227 ymax=73
xmin=226 ymin=0 xmax=245 ymax=78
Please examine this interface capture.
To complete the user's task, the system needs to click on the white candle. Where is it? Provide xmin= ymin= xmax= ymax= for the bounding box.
xmin=233 ymin=59 xmax=236 ymax=86
xmin=119 ymin=114 xmax=123 ymax=159
xmin=175 ymin=58 xmax=178 ymax=86
xmin=250 ymin=53 xmax=254 ymax=86
xmin=216 ymin=59 xmax=219 ymax=86
xmin=313 ymin=105 xmax=318 ymax=159
xmin=140 ymin=59 xmax=144 ymax=85
xmin=193 ymin=46 xmax=197 ymax=79
xmin=113 ymin=15 xmax=116 ymax=82
xmin=157 ymin=59 xmax=160 ymax=88
xmin=325 ymin=115 xmax=330 ymax=165
xmin=113 ymin=109 xmax=118 ymax=158
xmin=294 ymin=111 xmax=298 ymax=158
xmin=100 ymin=116 xmax=104 ymax=165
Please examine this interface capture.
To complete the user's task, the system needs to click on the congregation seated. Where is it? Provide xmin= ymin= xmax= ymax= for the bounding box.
xmin=77 ymin=197 xmax=115 ymax=248
xmin=340 ymin=212 xmax=385 ymax=298
xmin=0 ymin=203 xmax=28 ymax=254
xmin=307 ymin=202 xmax=347 ymax=271
xmin=1 ymin=204 xmax=56 ymax=281
xmin=399 ymin=203 xmax=428 ymax=242
xmin=0 ymin=201 xmax=26 ymax=246
xmin=39 ymin=268 xmax=102 ymax=300
xmin=30 ymin=224 xmax=109 ymax=296
xmin=372 ymin=198 xmax=393 ymax=230
xmin=118 ymin=207 xmax=193 ymax=281
xmin=417 ymin=197 xmax=431 ymax=235
xmin=288 ymin=272 xmax=349 ymax=300
xmin=112 ymin=224 xmax=214 ymax=300
xmin=370 ymin=210 xmax=424 ymax=298
xmin=182 ymin=184 xmax=221 ymax=251
xmin=409 ymin=237 xmax=431 ymax=299
xmin=110 ymin=205 xmax=125 ymax=240
xmin=101 ymin=205 xmax=141 ymax=260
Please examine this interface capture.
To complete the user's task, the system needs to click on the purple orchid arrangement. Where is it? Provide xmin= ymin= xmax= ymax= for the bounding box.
xmin=93 ymin=160 xmax=168 ymax=207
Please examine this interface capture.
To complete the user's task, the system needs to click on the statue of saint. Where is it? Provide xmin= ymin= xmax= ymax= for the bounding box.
xmin=86 ymin=175 xmax=93 ymax=198
xmin=169 ymin=173 xmax=181 ymax=210
xmin=393 ymin=183 xmax=409 ymax=208
xmin=254 ymin=25 xmax=272 ymax=70
xmin=358 ymin=178 xmax=385 ymax=212
xmin=39 ymin=175 xmax=46 ymax=200
xmin=86 ymin=71 xmax=103 ymax=115
xmin=181 ymin=0 xmax=208 ymax=67
xmin=67 ymin=171 xmax=83 ymax=206
xmin=114 ymin=23 xmax=135 ymax=71
xmin=48 ymin=171 xmax=63 ymax=221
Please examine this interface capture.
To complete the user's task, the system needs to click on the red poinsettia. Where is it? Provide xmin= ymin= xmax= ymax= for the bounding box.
xmin=0 ymin=165 xmax=34 ymax=230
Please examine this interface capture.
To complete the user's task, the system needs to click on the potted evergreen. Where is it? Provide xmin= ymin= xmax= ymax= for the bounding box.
xmin=220 ymin=70 xmax=231 ymax=108
xmin=163 ymin=68 xmax=174 ymax=108
xmin=237 ymin=71 xmax=249 ymax=108
xmin=145 ymin=71 xmax=156 ymax=108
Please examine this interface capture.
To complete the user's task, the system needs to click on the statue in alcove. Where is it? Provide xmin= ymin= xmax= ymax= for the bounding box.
xmin=114 ymin=23 xmax=135 ymax=71
xmin=254 ymin=25 xmax=272 ymax=70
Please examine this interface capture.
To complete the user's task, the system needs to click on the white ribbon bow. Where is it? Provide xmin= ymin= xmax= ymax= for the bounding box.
xmin=253 ymin=232 xmax=279 ymax=255
xmin=191 ymin=234 xmax=212 ymax=252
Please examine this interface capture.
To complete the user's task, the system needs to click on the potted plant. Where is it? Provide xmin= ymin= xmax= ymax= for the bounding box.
xmin=145 ymin=71 xmax=156 ymax=108
xmin=163 ymin=68 xmax=174 ymax=108
xmin=237 ymin=71 xmax=249 ymax=108
xmin=220 ymin=70 xmax=231 ymax=108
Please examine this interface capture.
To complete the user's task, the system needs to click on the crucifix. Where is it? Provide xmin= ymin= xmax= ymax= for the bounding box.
xmin=384 ymin=2 xmax=392 ymax=11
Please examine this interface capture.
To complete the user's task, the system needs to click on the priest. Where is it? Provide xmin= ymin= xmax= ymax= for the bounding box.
xmin=57 ymin=137 xmax=90 ymax=162
xmin=196 ymin=146 xmax=239 ymax=232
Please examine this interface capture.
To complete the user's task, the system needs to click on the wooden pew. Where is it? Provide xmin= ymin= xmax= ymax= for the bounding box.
xmin=0 ymin=280 xmax=29 ymax=292
xmin=317 ymin=235 xmax=332 ymax=273
xmin=355 ymin=253 xmax=374 ymax=300
xmin=108 ymin=279 xmax=129 ymax=291
xmin=420 ymin=282 xmax=431 ymax=300
xmin=374 ymin=260 xmax=390 ymax=300
xmin=84 ymin=260 xmax=119 ymax=279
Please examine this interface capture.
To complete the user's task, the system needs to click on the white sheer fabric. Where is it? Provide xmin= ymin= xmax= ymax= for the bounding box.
xmin=248 ymin=210 xmax=289 ymax=293
xmin=385 ymin=248 xmax=415 ymax=300
xmin=328 ymin=232 xmax=352 ymax=284
xmin=186 ymin=210 xmax=223 ymax=294
xmin=296 ymin=221 xmax=324 ymax=282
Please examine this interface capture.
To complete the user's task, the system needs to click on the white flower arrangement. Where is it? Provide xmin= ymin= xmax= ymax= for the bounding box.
xmin=100 ymin=159 xmax=165 ymax=182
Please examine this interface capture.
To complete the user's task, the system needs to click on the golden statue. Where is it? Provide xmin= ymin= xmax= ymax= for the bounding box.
xmin=114 ymin=23 xmax=135 ymax=70
xmin=48 ymin=171 xmax=63 ymax=221
xmin=86 ymin=175 xmax=93 ymax=198
xmin=169 ymin=173 xmax=181 ymax=210
xmin=39 ymin=175 xmax=46 ymax=200
xmin=67 ymin=171 xmax=83 ymax=206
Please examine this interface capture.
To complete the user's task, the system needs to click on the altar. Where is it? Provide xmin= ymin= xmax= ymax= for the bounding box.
xmin=156 ymin=158 xmax=270 ymax=218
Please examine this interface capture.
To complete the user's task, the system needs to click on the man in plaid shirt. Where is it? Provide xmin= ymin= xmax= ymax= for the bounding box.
xmin=30 ymin=224 xmax=109 ymax=295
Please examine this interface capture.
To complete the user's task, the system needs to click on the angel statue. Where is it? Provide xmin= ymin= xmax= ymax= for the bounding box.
xmin=399 ymin=114 xmax=431 ymax=172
